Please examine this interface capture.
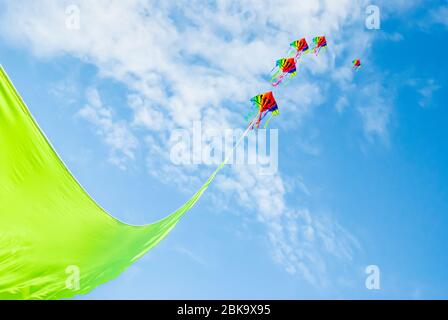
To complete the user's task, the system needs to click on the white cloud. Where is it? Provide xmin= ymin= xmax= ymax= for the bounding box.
xmin=357 ymin=84 xmax=392 ymax=142
xmin=406 ymin=78 xmax=441 ymax=108
xmin=267 ymin=208 xmax=360 ymax=285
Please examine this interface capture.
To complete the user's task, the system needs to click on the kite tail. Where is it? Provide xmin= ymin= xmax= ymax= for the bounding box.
xmin=246 ymin=111 xmax=261 ymax=130
xmin=287 ymin=48 xmax=295 ymax=57
xmin=295 ymin=50 xmax=309 ymax=62
xmin=270 ymin=68 xmax=281 ymax=81
xmin=263 ymin=113 xmax=274 ymax=129
xmin=256 ymin=111 xmax=270 ymax=128
xmin=252 ymin=112 xmax=264 ymax=129
xmin=281 ymin=75 xmax=292 ymax=87
xmin=313 ymin=46 xmax=322 ymax=56
xmin=314 ymin=46 xmax=327 ymax=56
xmin=272 ymin=73 xmax=285 ymax=87
xmin=294 ymin=51 xmax=305 ymax=62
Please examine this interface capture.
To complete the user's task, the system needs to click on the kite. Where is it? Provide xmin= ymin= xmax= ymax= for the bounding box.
xmin=311 ymin=36 xmax=327 ymax=56
xmin=288 ymin=38 xmax=310 ymax=61
xmin=247 ymin=91 xmax=279 ymax=130
xmin=0 ymin=66 xmax=253 ymax=300
xmin=270 ymin=58 xmax=297 ymax=87
xmin=352 ymin=59 xmax=361 ymax=71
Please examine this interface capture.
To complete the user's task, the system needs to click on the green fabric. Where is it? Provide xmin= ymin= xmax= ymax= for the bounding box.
xmin=0 ymin=66 xmax=229 ymax=300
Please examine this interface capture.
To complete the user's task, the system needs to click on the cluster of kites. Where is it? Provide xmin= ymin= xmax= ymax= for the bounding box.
xmin=247 ymin=36 xmax=361 ymax=130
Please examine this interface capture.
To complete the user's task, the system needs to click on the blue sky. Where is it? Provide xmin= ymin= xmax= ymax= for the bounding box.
xmin=0 ymin=0 xmax=447 ymax=299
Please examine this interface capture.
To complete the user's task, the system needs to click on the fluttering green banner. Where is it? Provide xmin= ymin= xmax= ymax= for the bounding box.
xmin=0 ymin=66 xmax=232 ymax=300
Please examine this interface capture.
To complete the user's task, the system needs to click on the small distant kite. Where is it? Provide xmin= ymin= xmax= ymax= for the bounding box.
xmin=288 ymin=38 xmax=310 ymax=61
xmin=352 ymin=59 xmax=361 ymax=71
xmin=312 ymin=36 xmax=327 ymax=56
xmin=270 ymin=58 xmax=297 ymax=87
xmin=248 ymin=91 xmax=279 ymax=130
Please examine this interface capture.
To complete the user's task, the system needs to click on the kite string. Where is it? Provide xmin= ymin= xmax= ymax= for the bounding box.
xmin=182 ymin=113 xmax=257 ymax=208
xmin=223 ymin=116 xmax=256 ymax=166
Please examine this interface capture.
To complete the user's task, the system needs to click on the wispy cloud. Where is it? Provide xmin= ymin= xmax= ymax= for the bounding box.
xmin=268 ymin=209 xmax=360 ymax=285
xmin=430 ymin=5 xmax=448 ymax=28
xmin=217 ymin=164 xmax=359 ymax=286
xmin=357 ymin=84 xmax=392 ymax=142
xmin=78 ymin=88 xmax=138 ymax=169
xmin=417 ymin=79 xmax=441 ymax=108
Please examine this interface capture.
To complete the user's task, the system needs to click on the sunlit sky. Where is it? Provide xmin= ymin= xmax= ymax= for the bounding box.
xmin=0 ymin=0 xmax=447 ymax=299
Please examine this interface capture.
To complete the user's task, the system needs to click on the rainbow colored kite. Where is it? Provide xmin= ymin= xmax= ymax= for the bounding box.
xmin=247 ymin=91 xmax=279 ymax=130
xmin=352 ymin=59 xmax=361 ymax=71
xmin=288 ymin=38 xmax=310 ymax=61
xmin=270 ymin=58 xmax=297 ymax=87
xmin=312 ymin=36 xmax=327 ymax=56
